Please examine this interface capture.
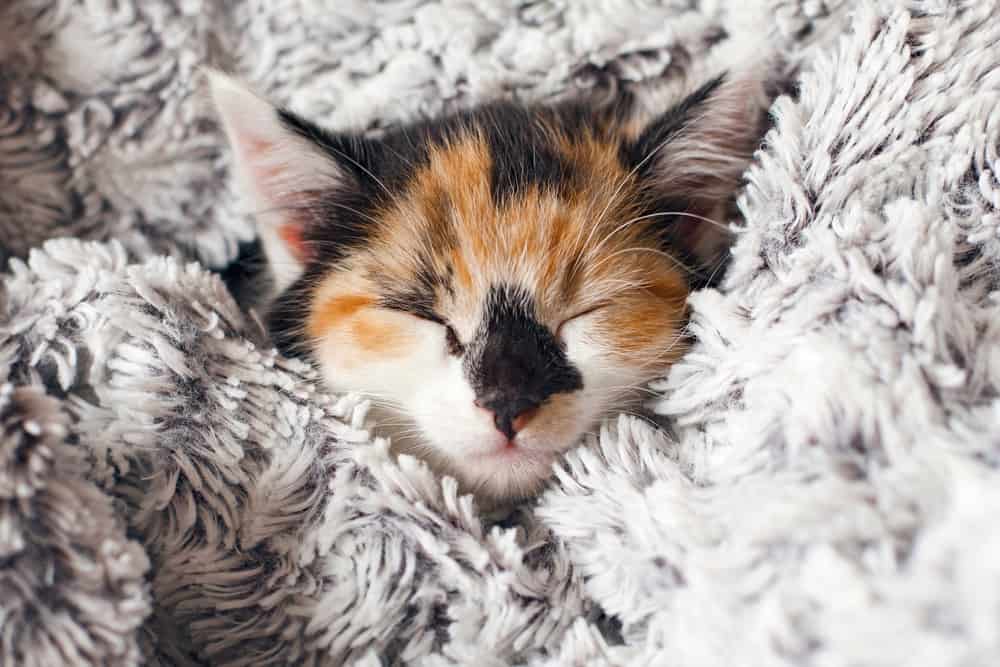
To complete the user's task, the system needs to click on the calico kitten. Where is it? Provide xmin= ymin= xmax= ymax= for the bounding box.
xmin=207 ymin=70 xmax=761 ymax=504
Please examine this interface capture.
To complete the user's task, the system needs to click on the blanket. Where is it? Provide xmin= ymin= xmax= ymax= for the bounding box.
xmin=3 ymin=1 xmax=1000 ymax=665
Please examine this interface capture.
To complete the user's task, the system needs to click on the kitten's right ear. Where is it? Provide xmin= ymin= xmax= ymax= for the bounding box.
xmin=628 ymin=72 xmax=764 ymax=284
xmin=205 ymin=69 xmax=353 ymax=291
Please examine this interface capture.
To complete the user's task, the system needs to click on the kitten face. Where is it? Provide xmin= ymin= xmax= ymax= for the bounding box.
xmin=208 ymin=70 xmax=760 ymax=503
xmin=298 ymin=130 xmax=692 ymax=499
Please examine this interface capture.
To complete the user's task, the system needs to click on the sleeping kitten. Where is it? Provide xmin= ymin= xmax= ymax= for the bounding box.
xmin=207 ymin=70 xmax=760 ymax=504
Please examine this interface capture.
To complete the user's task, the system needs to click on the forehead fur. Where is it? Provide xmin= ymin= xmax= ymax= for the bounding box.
xmin=311 ymin=105 xmax=686 ymax=311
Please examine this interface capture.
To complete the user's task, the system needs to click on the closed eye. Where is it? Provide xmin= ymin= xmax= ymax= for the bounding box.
xmin=443 ymin=324 xmax=463 ymax=356
xmin=404 ymin=310 xmax=464 ymax=356
xmin=556 ymin=303 xmax=608 ymax=338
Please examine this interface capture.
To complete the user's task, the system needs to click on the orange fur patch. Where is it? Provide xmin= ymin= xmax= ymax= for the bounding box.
xmin=450 ymin=248 xmax=473 ymax=289
xmin=309 ymin=291 xmax=413 ymax=357
xmin=308 ymin=293 xmax=373 ymax=339
xmin=348 ymin=313 xmax=409 ymax=355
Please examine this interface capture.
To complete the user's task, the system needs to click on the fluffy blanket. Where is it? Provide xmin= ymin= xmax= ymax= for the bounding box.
xmin=3 ymin=0 xmax=999 ymax=665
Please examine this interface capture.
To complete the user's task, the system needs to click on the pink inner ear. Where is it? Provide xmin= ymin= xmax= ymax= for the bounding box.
xmin=239 ymin=134 xmax=314 ymax=263
xmin=243 ymin=137 xmax=286 ymax=185
xmin=278 ymin=223 xmax=311 ymax=263
xmin=246 ymin=135 xmax=273 ymax=155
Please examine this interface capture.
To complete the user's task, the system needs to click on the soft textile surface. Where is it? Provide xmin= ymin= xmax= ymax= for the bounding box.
xmin=2 ymin=1 xmax=999 ymax=665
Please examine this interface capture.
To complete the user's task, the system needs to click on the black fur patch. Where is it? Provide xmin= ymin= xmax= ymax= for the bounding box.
xmin=465 ymin=285 xmax=583 ymax=435
xmin=478 ymin=103 xmax=578 ymax=204
xmin=265 ymin=271 xmax=318 ymax=360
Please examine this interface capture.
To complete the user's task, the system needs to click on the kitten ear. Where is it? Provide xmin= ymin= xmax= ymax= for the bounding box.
xmin=205 ymin=69 xmax=353 ymax=291
xmin=630 ymin=73 xmax=763 ymax=282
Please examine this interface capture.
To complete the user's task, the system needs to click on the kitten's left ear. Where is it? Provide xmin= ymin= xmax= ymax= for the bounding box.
xmin=629 ymin=73 xmax=764 ymax=282
xmin=205 ymin=69 xmax=361 ymax=292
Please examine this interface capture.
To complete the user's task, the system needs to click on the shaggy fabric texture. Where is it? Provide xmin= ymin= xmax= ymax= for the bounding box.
xmin=2 ymin=0 xmax=1000 ymax=665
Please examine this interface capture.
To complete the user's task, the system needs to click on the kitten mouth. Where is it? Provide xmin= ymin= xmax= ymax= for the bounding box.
xmin=479 ymin=445 xmax=555 ymax=466
xmin=483 ymin=445 xmax=520 ymax=460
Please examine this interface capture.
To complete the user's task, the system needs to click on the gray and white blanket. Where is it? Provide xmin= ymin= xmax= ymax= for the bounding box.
xmin=3 ymin=1 xmax=1000 ymax=665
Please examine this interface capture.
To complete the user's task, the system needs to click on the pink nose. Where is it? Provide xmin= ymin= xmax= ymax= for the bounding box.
xmin=475 ymin=398 xmax=540 ymax=440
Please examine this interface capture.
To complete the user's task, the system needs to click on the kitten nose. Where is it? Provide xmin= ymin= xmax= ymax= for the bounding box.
xmin=475 ymin=396 xmax=540 ymax=440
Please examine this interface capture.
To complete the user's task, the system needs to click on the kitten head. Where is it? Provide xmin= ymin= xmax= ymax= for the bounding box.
xmin=208 ymin=70 xmax=760 ymax=504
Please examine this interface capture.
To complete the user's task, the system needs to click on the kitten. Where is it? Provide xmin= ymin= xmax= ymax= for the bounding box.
xmin=207 ymin=70 xmax=761 ymax=505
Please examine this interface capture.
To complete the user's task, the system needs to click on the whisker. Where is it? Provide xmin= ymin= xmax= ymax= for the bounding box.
xmin=587 ymin=245 xmax=697 ymax=276
xmin=584 ymin=211 xmax=667 ymax=259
